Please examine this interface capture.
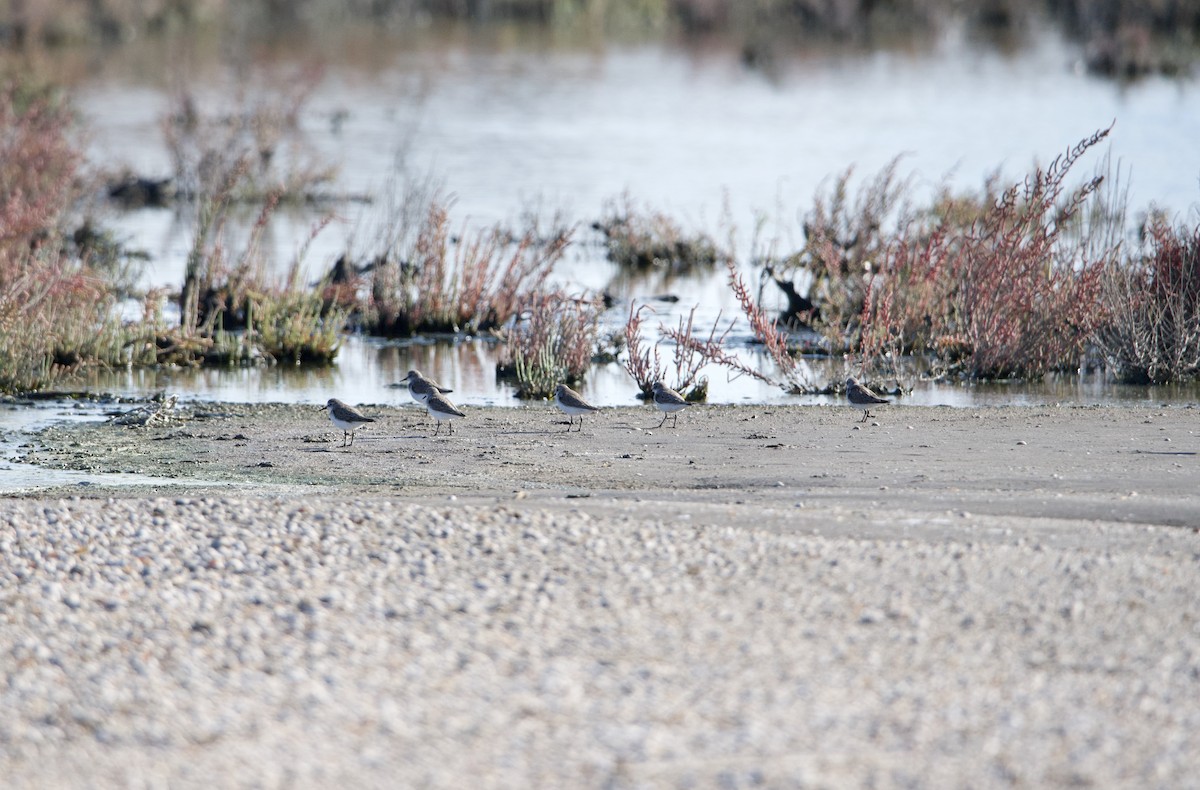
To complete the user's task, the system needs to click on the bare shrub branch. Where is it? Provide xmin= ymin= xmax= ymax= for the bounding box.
xmin=659 ymin=310 xmax=774 ymax=390
xmin=1096 ymin=217 xmax=1200 ymax=383
xmin=622 ymin=303 xmax=664 ymax=395
xmin=725 ymin=257 xmax=817 ymax=392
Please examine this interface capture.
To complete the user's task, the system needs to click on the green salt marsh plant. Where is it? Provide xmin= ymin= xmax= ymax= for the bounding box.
xmin=252 ymin=270 xmax=346 ymax=366
xmin=172 ymin=154 xmax=344 ymax=367
xmin=202 ymin=287 xmax=344 ymax=367
xmin=502 ymin=291 xmax=603 ymax=399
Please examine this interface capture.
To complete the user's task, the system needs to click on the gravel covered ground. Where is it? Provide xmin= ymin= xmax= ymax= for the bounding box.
xmin=2 ymin=402 xmax=1198 ymax=787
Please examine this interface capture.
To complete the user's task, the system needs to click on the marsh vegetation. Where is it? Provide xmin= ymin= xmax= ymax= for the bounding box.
xmin=3 ymin=0 xmax=1198 ymax=78
xmin=2 ymin=4 xmax=1198 ymax=400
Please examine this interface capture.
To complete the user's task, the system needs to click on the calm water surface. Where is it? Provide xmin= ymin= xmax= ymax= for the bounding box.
xmin=70 ymin=26 xmax=1200 ymax=408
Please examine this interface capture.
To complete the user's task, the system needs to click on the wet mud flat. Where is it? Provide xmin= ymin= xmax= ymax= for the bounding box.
xmin=12 ymin=401 xmax=1200 ymax=528
xmin=1 ymin=402 xmax=1198 ymax=786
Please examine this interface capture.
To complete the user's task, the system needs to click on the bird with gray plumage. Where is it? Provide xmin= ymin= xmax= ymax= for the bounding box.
xmin=554 ymin=383 xmax=599 ymax=432
xmin=322 ymin=398 xmax=375 ymax=446
xmin=425 ymin=391 xmax=466 ymax=436
xmin=846 ymin=376 xmax=889 ymax=423
xmin=402 ymin=369 xmax=453 ymax=405
xmin=650 ymin=381 xmax=690 ymax=429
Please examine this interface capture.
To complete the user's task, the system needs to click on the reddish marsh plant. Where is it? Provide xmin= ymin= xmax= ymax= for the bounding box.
xmin=0 ymin=82 xmax=80 ymax=244
xmin=948 ymin=129 xmax=1109 ymax=378
xmin=858 ymin=126 xmax=1114 ymax=380
xmin=0 ymin=260 xmax=124 ymax=391
xmin=623 ymin=298 xmax=770 ymax=402
xmin=0 ymin=80 xmax=131 ymax=391
xmin=622 ymin=303 xmax=663 ymax=395
xmin=793 ymin=159 xmax=912 ymax=352
xmin=659 ymin=306 xmax=775 ymax=399
xmin=855 ymin=274 xmax=905 ymax=385
xmin=368 ymin=200 xmax=569 ymax=337
xmin=725 ymin=257 xmax=816 ymax=392
xmin=622 ymin=303 xmax=715 ymax=400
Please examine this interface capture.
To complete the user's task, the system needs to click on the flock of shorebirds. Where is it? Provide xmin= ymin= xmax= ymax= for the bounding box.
xmin=321 ymin=369 xmax=890 ymax=446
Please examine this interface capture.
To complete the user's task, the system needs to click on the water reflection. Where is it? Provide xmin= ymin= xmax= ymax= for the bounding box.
xmin=50 ymin=336 xmax=1200 ymax=409
xmin=64 ymin=23 xmax=1200 ymax=409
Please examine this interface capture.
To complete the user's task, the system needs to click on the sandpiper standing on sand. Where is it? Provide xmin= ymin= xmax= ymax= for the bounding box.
xmin=425 ymin=391 xmax=466 ymax=436
xmin=322 ymin=398 xmax=375 ymax=446
xmin=650 ymin=381 xmax=690 ymax=429
xmin=846 ymin=376 xmax=889 ymax=423
xmin=553 ymin=384 xmax=599 ymax=432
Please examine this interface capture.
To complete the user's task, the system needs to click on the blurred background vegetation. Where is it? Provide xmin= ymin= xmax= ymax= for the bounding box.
xmin=0 ymin=0 xmax=1197 ymax=79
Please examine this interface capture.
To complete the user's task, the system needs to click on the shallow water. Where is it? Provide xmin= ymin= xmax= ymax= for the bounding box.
xmin=67 ymin=24 xmax=1200 ymax=408
xmin=43 ymin=336 xmax=1200 ymax=410
xmin=0 ymin=401 xmax=213 ymax=493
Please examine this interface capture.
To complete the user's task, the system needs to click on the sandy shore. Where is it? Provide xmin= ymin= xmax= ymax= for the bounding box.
xmin=2 ymin=401 xmax=1198 ymax=787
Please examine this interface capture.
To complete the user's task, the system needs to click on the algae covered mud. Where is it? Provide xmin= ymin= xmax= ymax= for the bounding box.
xmin=1 ymin=401 xmax=1199 ymax=787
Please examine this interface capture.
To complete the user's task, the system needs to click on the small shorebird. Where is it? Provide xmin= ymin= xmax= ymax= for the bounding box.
xmin=554 ymin=383 xmax=599 ymax=432
xmin=425 ymin=391 xmax=466 ymax=436
xmin=322 ymin=398 xmax=375 ymax=446
xmin=650 ymin=381 xmax=689 ymax=429
xmin=401 ymin=369 xmax=452 ymax=405
xmin=846 ymin=376 xmax=889 ymax=422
